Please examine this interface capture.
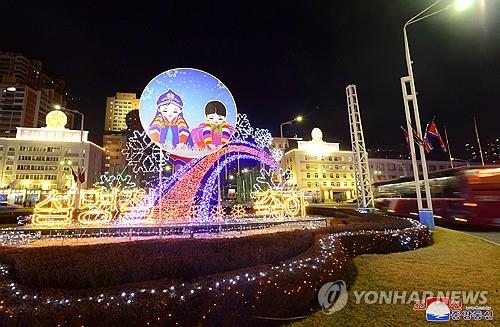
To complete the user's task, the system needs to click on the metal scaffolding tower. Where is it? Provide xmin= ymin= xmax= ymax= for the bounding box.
xmin=346 ymin=84 xmax=374 ymax=210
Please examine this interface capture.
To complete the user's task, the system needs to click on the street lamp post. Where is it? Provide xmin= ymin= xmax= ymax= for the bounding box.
xmin=1 ymin=86 xmax=17 ymax=136
xmin=279 ymin=115 xmax=303 ymax=138
xmin=54 ymin=105 xmax=85 ymax=210
xmin=400 ymin=0 xmax=475 ymax=229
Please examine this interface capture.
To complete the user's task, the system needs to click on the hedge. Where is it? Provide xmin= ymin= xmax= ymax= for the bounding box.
xmin=0 ymin=216 xmax=429 ymax=326
xmin=0 ymin=230 xmax=314 ymax=289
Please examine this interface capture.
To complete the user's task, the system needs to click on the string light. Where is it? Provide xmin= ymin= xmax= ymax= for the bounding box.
xmin=0 ymin=218 xmax=429 ymax=325
xmin=94 ymin=173 xmax=137 ymax=190
xmin=231 ymin=113 xmax=254 ymax=141
xmin=230 ymin=204 xmax=246 ymax=219
xmin=121 ymin=130 xmax=168 ymax=174
xmin=253 ymin=128 xmax=273 ymax=149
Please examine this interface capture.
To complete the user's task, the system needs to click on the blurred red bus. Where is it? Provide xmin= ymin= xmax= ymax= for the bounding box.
xmin=373 ymin=166 xmax=500 ymax=227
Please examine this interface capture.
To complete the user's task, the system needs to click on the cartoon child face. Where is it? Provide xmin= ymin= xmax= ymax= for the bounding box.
xmin=159 ymin=103 xmax=181 ymax=122
xmin=206 ymin=112 xmax=226 ymax=126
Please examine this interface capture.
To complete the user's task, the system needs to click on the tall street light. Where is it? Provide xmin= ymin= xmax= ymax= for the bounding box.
xmin=401 ymin=0 xmax=475 ymax=228
xmin=54 ymin=104 xmax=85 ymax=210
xmin=280 ymin=115 xmax=303 ymax=138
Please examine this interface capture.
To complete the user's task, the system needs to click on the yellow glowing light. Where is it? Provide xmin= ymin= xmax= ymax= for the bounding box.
xmin=32 ymin=190 xmax=74 ymax=226
xmin=46 ymin=110 xmax=68 ymax=129
xmin=253 ymin=189 xmax=306 ymax=218
xmin=31 ymin=188 xmax=155 ymax=227
xmin=77 ymin=188 xmax=116 ymax=225
xmin=295 ymin=116 xmax=303 ymax=122
xmin=455 ymin=0 xmax=474 ymax=12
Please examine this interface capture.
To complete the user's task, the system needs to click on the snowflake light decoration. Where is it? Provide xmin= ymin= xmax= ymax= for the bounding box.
xmin=94 ymin=174 xmax=136 ymax=191
xmin=253 ymin=128 xmax=273 ymax=149
xmin=210 ymin=205 xmax=226 ymax=221
xmin=230 ymin=204 xmax=246 ymax=219
xmin=187 ymin=205 xmax=200 ymax=221
xmin=232 ymin=113 xmax=254 ymax=141
xmin=121 ymin=131 xmax=168 ymax=174
xmin=271 ymin=148 xmax=284 ymax=162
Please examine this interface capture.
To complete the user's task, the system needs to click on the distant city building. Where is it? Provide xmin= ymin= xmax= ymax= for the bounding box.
xmin=0 ymin=51 xmax=77 ymax=136
xmin=0 ymin=110 xmax=104 ymax=204
xmin=368 ymin=158 xmax=466 ymax=183
xmin=281 ymin=128 xmax=465 ymax=202
xmin=270 ymin=137 xmax=291 ymax=152
xmin=466 ymin=138 xmax=500 ymax=164
xmin=104 ymin=92 xmax=140 ymax=132
xmin=282 ymin=128 xmax=356 ymax=202
xmin=103 ymin=134 xmax=129 ymax=174
xmin=368 ymin=144 xmax=410 ymax=160
xmin=484 ymin=138 xmax=500 ymax=164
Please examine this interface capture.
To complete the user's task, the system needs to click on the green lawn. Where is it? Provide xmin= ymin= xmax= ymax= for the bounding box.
xmin=292 ymin=227 xmax=499 ymax=326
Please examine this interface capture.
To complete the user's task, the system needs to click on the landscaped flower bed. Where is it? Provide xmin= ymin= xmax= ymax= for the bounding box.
xmin=0 ymin=216 xmax=430 ymax=326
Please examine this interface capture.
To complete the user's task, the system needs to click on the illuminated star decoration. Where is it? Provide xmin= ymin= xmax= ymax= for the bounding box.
xmin=230 ymin=204 xmax=246 ymax=219
xmin=232 ymin=113 xmax=254 ymax=141
xmin=253 ymin=128 xmax=273 ymax=149
xmin=121 ymin=131 xmax=169 ymax=174
xmin=94 ymin=173 xmax=137 ymax=191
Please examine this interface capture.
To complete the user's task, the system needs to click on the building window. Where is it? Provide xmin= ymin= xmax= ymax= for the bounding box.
xmin=322 ymin=173 xmax=326 ymax=178
xmin=307 ymin=182 xmax=311 ymax=187
xmin=306 ymin=173 xmax=311 ymax=178
xmin=328 ymin=156 xmax=332 ymax=161
xmin=336 ymin=174 xmax=339 ymax=178
xmin=314 ymin=173 xmax=318 ymax=178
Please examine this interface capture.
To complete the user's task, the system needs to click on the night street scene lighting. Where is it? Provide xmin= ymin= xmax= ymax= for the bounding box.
xmin=0 ymin=1 xmax=498 ymax=326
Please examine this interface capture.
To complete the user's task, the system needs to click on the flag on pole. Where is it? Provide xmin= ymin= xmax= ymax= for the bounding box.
xmin=427 ymin=120 xmax=447 ymax=152
xmin=70 ymin=166 xmax=78 ymax=183
xmin=401 ymin=126 xmax=410 ymax=151
xmin=423 ymin=124 xmax=434 ymax=154
xmin=78 ymin=168 xmax=86 ymax=183
xmin=411 ymin=127 xmax=424 ymax=146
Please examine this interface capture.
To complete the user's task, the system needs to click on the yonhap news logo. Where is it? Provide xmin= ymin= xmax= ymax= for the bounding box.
xmin=318 ymin=280 xmax=348 ymax=314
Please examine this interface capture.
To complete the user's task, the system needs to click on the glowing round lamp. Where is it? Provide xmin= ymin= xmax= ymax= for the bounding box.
xmin=455 ymin=0 xmax=474 ymax=11
xmin=46 ymin=110 xmax=68 ymax=129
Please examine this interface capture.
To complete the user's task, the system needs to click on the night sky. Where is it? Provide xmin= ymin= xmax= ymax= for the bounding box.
xmin=3 ymin=0 xmax=499 ymax=158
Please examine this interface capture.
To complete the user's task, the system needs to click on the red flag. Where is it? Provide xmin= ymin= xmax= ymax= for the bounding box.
xmin=401 ymin=126 xmax=410 ymax=151
xmin=70 ymin=166 xmax=78 ymax=183
xmin=411 ymin=127 xmax=424 ymax=146
xmin=427 ymin=120 xmax=447 ymax=152
xmin=423 ymin=124 xmax=434 ymax=154
xmin=78 ymin=168 xmax=86 ymax=183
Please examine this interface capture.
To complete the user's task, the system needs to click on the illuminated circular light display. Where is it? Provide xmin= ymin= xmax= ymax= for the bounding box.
xmin=139 ymin=68 xmax=237 ymax=158
xmin=45 ymin=110 xmax=68 ymax=129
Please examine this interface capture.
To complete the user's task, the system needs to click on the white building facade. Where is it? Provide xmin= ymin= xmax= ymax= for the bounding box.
xmin=281 ymin=128 xmax=460 ymax=203
xmin=0 ymin=111 xmax=104 ymax=204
